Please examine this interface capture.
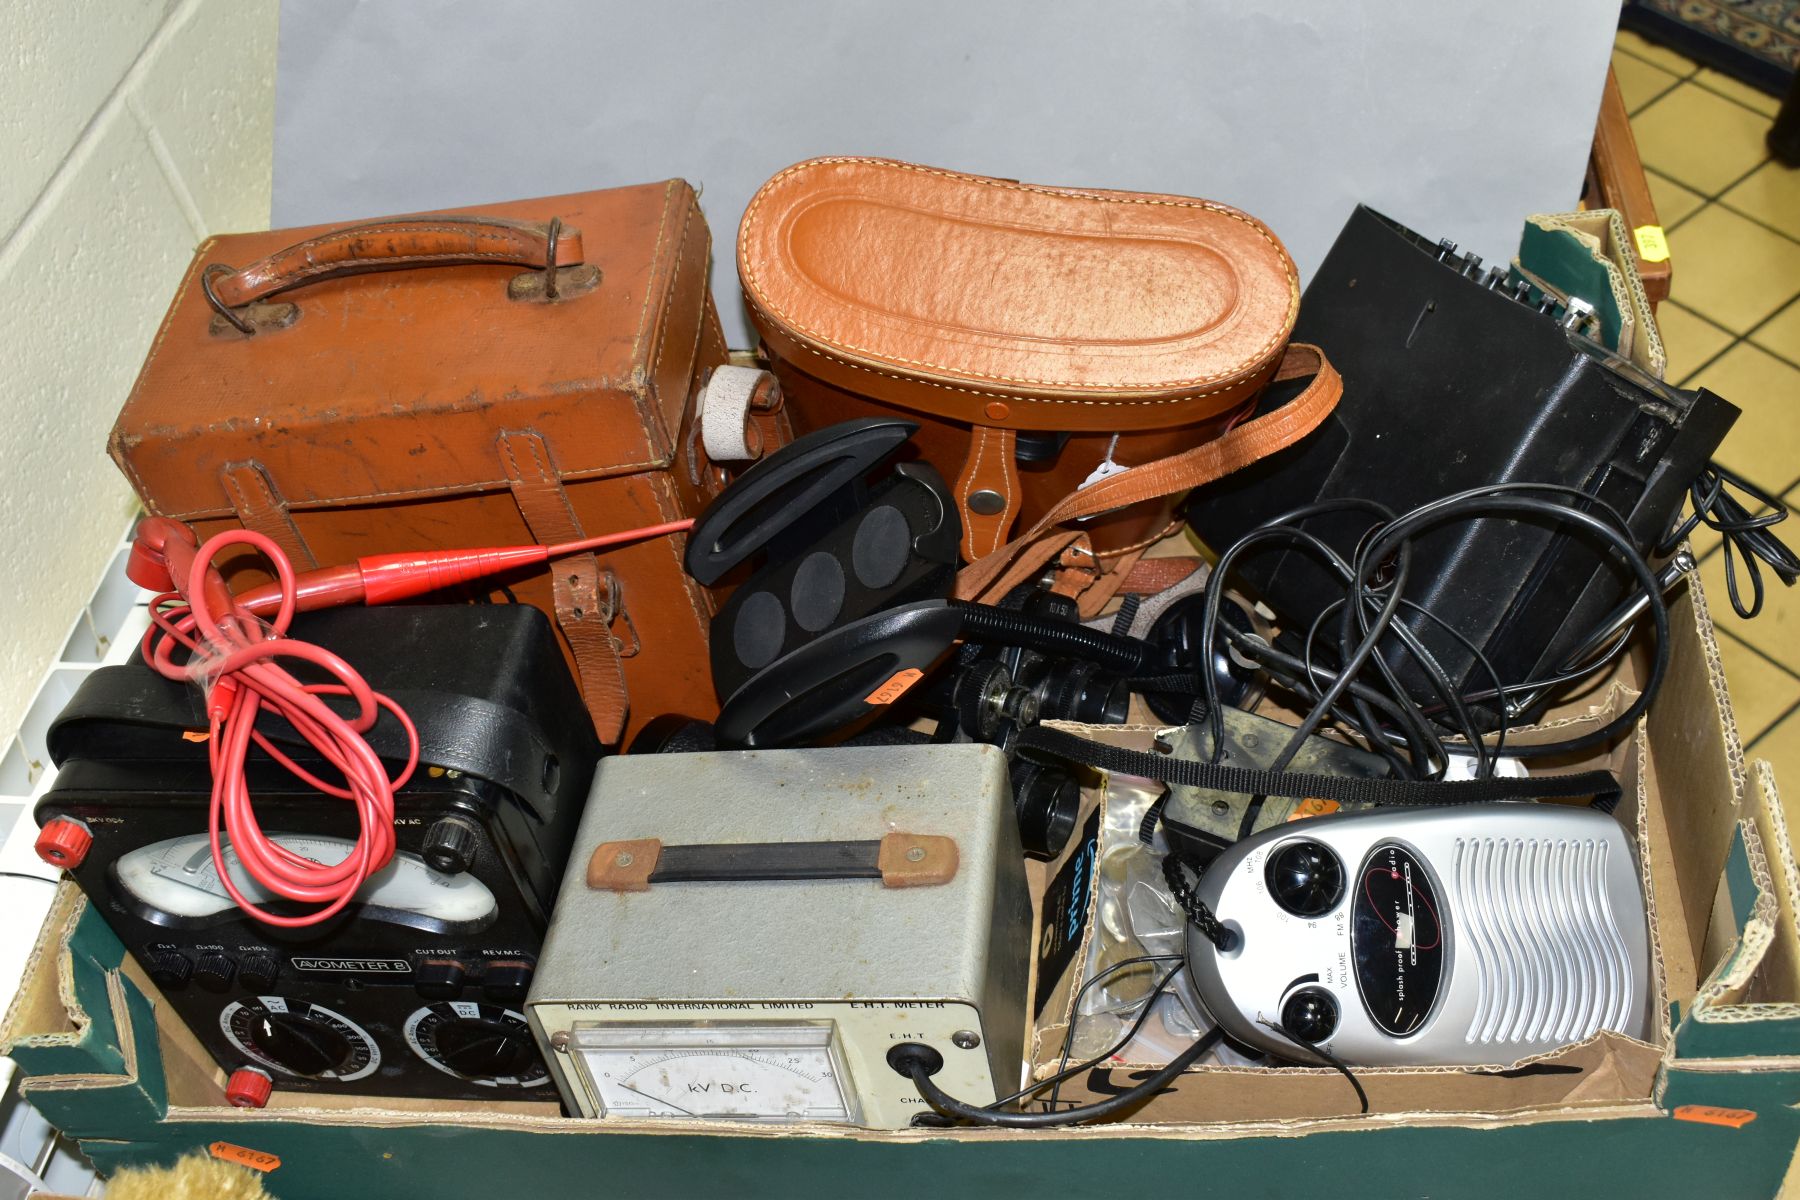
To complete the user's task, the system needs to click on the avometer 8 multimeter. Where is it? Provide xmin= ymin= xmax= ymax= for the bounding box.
xmin=36 ymin=606 xmax=600 ymax=1105
xmin=527 ymin=743 xmax=1031 ymax=1128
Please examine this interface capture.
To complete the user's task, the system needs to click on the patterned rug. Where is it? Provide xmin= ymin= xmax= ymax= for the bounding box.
xmin=1623 ymin=0 xmax=1800 ymax=93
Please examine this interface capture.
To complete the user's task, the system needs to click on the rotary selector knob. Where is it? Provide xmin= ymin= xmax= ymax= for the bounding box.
xmin=148 ymin=951 xmax=193 ymax=990
xmin=405 ymin=1001 xmax=549 ymax=1088
xmin=238 ymin=954 xmax=280 ymax=991
xmin=194 ymin=953 xmax=237 ymax=993
xmin=246 ymin=1013 xmax=354 ymax=1077
xmin=221 ymin=998 xmax=379 ymax=1083
xmin=1281 ymin=987 xmax=1340 ymax=1045
xmin=436 ymin=1016 xmax=539 ymax=1078
xmin=421 ymin=816 xmax=480 ymax=875
xmin=1265 ymin=840 xmax=1345 ymax=918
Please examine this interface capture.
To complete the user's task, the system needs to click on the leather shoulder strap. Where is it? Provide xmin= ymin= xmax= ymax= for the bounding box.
xmin=498 ymin=430 xmax=630 ymax=745
xmin=956 ymin=343 xmax=1339 ymax=605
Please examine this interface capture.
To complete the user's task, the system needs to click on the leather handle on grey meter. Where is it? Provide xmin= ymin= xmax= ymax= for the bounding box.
xmin=586 ymin=833 xmax=958 ymax=892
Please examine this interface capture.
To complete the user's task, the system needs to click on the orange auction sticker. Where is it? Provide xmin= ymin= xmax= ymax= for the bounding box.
xmin=1673 ymin=1105 xmax=1757 ymax=1129
xmin=864 ymin=668 xmax=924 ymax=706
xmin=209 ymin=1141 xmax=282 ymax=1172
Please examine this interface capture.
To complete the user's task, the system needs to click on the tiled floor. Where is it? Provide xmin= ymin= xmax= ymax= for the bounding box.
xmin=1613 ymin=29 xmax=1800 ymax=781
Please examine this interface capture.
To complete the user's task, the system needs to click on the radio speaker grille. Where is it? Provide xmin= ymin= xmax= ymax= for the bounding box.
xmin=1453 ymin=837 xmax=1634 ymax=1046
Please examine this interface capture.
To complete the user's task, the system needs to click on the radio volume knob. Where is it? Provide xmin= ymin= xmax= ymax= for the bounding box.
xmin=1281 ymin=988 xmax=1340 ymax=1045
xmin=421 ymin=816 xmax=480 ymax=875
xmin=194 ymin=953 xmax=237 ymax=993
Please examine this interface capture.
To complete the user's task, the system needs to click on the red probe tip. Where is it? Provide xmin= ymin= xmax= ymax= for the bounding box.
xmin=356 ymin=545 xmax=553 ymax=606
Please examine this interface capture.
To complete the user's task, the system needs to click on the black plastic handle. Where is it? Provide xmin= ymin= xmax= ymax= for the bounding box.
xmin=714 ymin=600 xmax=963 ymax=748
xmin=684 ymin=417 xmax=919 ymax=585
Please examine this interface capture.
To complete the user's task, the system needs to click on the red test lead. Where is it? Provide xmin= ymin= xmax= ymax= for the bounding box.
xmin=105 ymin=515 xmax=694 ymax=927
xmin=127 ymin=517 xmax=696 ymax=616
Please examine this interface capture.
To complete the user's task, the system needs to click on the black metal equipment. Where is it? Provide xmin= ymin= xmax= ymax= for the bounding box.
xmin=1188 ymin=205 xmax=1739 ymax=719
xmin=35 ymin=606 xmax=600 ymax=1103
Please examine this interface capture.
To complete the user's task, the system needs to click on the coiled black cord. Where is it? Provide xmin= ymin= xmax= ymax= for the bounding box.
xmin=1661 ymin=461 xmax=1800 ymax=619
xmin=1196 ymin=484 xmax=1668 ymax=780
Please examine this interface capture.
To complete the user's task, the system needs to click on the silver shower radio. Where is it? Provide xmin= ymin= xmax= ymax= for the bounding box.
xmin=1184 ymin=803 xmax=1653 ymax=1066
xmin=527 ymin=743 xmax=1031 ymax=1128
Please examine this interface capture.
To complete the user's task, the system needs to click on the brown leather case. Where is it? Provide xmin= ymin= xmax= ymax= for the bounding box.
xmin=738 ymin=158 xmax=1328 ymax=581
xmin=109 ymin=182 xmax=781 ymax=746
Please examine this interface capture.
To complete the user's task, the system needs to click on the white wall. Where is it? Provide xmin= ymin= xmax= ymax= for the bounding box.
xmin=0 ymin=0 xmax=279 ymax=743
xmin=271 ymin=0 xmax=1618 ymax=348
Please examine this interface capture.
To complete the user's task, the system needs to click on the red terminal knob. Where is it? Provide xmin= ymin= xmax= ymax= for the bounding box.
xmin=226 ymin=1067 xmax=274 ymax=1109
xmin=35 ymin=818 xmax=92 ymax=870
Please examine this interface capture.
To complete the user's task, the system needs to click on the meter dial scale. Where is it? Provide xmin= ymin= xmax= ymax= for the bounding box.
xmin=113 ymin=832 xmax=498 ymax=931
xmin=572 ymin=1024 xmax=855 ymax=1122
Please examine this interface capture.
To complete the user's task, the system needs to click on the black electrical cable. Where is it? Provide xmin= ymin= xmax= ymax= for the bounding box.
xmin=981 ymin=954 xmax=1185 ymax=1112
xmin=1662 ymin=461 xmax=1800 ymax=620
xmin=1440 ymin=628 xmax=1635 ymax=714
xmin=1190 ymin=505 xmax=1492 ymax=779
xmin=1044 ymin=960 xmax=1187 ymax=1113
xmin=1196 ymin=514 xmax=1389 ymax=767
xmin=1349 ymin=486 xmax=1667 ymax=758
xmin=1216 ymin=633 xmax=1435 ymax=777
xmin=1255 ymin=1019 xmax=1370 ymax=1114
xmin=1302 ymin=598 xmax=1471 ymax=776
xmin=904 ymin=1027 xmax=1225 ymax=1128
xmin=1195 ymin=485 xmax=1667 ymax=773
xmin=1300 ymin=593 xmax=1517 ymax=774
xmin=1163 ymin=852 xmax=1233 ymax=950
xmin=905 ymin=860 xmax=1375 ymax=1125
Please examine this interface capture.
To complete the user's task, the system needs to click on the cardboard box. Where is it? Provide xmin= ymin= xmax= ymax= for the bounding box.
xmin=4 ymin=580 xmax=1798 ymax=1199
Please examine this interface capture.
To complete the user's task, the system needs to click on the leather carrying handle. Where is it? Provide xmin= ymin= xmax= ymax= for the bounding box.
xmin=955 ymin=343 xmax=1341 ymax=607
xmin=206 ymin=215 xmax=586 ymax=309
xmin=586 ymin=833 xmax=958 ymax=892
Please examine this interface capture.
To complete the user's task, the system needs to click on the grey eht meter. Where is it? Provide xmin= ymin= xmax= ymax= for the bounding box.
xmin=527 ymin=743 xmax=1031 ymax=1128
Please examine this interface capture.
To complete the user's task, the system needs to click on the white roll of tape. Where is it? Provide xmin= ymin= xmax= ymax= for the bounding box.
xmin=700 ymin=365 xmax=771 ymax=462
